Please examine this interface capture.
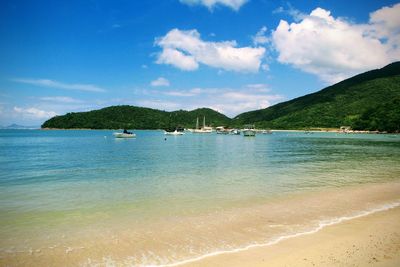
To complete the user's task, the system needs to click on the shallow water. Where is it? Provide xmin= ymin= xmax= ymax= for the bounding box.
xmin=1 ymin=130 xmax=399 ymax=265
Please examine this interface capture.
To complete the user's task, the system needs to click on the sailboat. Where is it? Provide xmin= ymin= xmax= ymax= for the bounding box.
xmin=192 ymin=116 xmax=212 ymax=133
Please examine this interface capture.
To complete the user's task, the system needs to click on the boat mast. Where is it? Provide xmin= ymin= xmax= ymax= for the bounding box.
xmin=203 ymin=116 xmax=205 ymax=128
xmin=196 ymin=117 xmax=199 ymax=129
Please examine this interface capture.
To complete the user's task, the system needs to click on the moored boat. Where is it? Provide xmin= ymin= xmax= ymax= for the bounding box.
xmin=114 ymin=129 xmax=136 ymax=138
xmin=164 ymin=130 xmax=184 ymax=135
xmin=192 ymin=116 xmax=212 ymax=133
xmin=216 ymin=126 xmax=229 ymax=134
xmin=113 ymin=132 xmax=136 ymax=138
xmin=243 ymin=124 xmax=256 ymax=137
xmin=230 ymin=129 xmax=241 ymax=135
xmin=243 ymin=129 xmax=256 ymax=137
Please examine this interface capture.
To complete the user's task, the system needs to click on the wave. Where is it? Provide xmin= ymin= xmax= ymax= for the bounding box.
xmin=149 ymin=201 xmax=400 ymax=267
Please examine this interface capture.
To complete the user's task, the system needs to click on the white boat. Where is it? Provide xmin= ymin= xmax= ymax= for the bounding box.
xmin=230 ymin=129 xmax=241 ymax=135
xmin=192 ymin=116 xmax=212 ymax=133
xmin=216 ymin=130 xmax=229 ymax=134
xmin=164 ymin=130 xmax=184 ymax=135
xmin=243 ymin=125 xmax=256 ymax=137
xmin=113 ymin=132 xmax=136 ymax=138
xmin=216 ymin=126 xmax=229 ymax=134
xmin=243 ymin=129 xmax=256 ymax=137
xmin=192 ymin=128 xmax=212 ymax=133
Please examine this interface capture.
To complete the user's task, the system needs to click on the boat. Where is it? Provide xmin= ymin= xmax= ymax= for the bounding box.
xmin=113 ymin=132 xmax=136 ymax=138
xmin=243 ymin=129 xmax=256 ymax=137
xmin=260 ymin=130 xmax=272 ymax=134
xmin=113 ymin=129 xmax=136 ymax=138
xmin=192 ymin=117 xmax=212 ymax=133
xmin=242 ymin=125 xmax=256 ymax=137
xmin=164 ymin=130 xmax=184 ymax=135
xmin=216 ymin=126 xmax=229 ymax=134
xmin=230 ymin=129 xmax=241 ymax=135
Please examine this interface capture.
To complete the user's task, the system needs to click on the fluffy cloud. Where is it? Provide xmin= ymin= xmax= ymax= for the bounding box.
xmin=180 ymin=0 xmax=248 ymax=11
xmin=150 ymin=77 xmax=170 ymax=87
xmin=13 ymin=107 xmax=58 ymax=119
xmin=13 ymin=78 xmax=106 ymax=92
xmin=149 ymin=84 xmax=283 ymax=116
xmin=271 ymin=4 xmax=400 ymax=83
xmin=155 ymin=29 xmax=266 ymax=72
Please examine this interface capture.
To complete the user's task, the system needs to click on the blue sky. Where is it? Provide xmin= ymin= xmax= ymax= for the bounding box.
xmin=1 ymin=0 xmax=399 ymax=125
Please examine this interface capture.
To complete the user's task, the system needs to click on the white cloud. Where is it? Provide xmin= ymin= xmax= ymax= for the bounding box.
xmin=163 ymin=90 xmax=198 ymax=97
xmin=273 ymin=4 xmax=306 ymax=22
xmin=150 ymin=77 xmax=170 ymax=87
xmin=13 ymin=78 xmax=106 ymax=92
xmin=153 ymin=84 xmax=283 ymax=116
xmin=13 ymin=106 xmax=58 ymax=119
xmin=245 ymin=83 xmax=270 ymax=92
xmin=39 ymin=96 xmax=83 ymax=103
xmin=180 ymin=0 xmax=248 ymax=11
xmin=370 ymin=3 xmax=400 ymax=34
xmin=253 ymin=26 xmax=269 ymax=45
xmin=155 ymin=28 xmax=266 ymax=72
xmin=271 ymin=4 xmax=400 ymax=84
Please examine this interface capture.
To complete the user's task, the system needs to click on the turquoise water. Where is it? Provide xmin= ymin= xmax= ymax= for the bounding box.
xmin=1 ymin=130 xmax=400 ymax=265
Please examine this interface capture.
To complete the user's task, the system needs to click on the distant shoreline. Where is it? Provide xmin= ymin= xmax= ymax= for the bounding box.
xmin=37 ymin=127 xmax=398 ymax=134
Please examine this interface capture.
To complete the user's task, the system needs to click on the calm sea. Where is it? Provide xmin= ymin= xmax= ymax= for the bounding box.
xmin=1 ymin=129 xmax=399 ymax=266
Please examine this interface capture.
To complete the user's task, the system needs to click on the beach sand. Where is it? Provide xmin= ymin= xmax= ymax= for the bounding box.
xmin=1 ymin=182 xmax=399 ymax=266
xmin=184 ymin=206 xmax=400 ymax=267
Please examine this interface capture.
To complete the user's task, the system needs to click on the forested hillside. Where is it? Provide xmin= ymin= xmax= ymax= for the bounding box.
xmin=234 ymin=62 xmax=400 ymax=132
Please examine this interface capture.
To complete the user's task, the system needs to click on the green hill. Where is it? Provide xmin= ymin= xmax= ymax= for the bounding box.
xmin=41 ymin=106 xmax=231 ymax=130
xmin=234 ymin=62 xmax=400 ymax=132
xmin=42 ymin=62 xmax=400 ymax=132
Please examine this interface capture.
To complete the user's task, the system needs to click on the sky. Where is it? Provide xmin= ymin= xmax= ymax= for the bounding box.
xmin=0 ymin=0 xmax=399 ymax=126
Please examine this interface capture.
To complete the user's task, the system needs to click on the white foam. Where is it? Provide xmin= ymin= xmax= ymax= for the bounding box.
xmin=147 ymin=201 xmax=400 ymax=267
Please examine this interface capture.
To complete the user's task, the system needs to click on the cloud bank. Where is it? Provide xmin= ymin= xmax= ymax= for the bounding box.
xmin=155 ymin=29 xmax=265 ymax=72
xmin=271 ymin=3 xmax=400 ymax=83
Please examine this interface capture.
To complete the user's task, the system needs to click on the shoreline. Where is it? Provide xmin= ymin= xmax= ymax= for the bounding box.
xmin=183 ymin=205 xmax=400 ymax=267
xmin=36 ymin=127 xmax=400 ymax=134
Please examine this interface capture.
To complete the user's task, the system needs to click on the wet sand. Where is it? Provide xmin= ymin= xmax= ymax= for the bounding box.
xmin=1 ymin=182 xmax=399 ymax=266
xmin=184 ymin=206 xmax=400 ymax=267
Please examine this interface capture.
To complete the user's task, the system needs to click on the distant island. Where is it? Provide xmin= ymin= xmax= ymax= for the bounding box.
xmin=42 ymin=62 xmax=400 ymax=132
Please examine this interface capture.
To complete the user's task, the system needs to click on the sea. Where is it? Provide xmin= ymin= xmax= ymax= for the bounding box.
xmin=1 ymin=129 xmax=399 ymax=266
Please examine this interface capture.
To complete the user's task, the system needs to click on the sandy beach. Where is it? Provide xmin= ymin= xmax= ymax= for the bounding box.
xmin=1 ymin=181 xmax=400 ymax=266
xmin=184 ymin=206 xmax=400 ymax=267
